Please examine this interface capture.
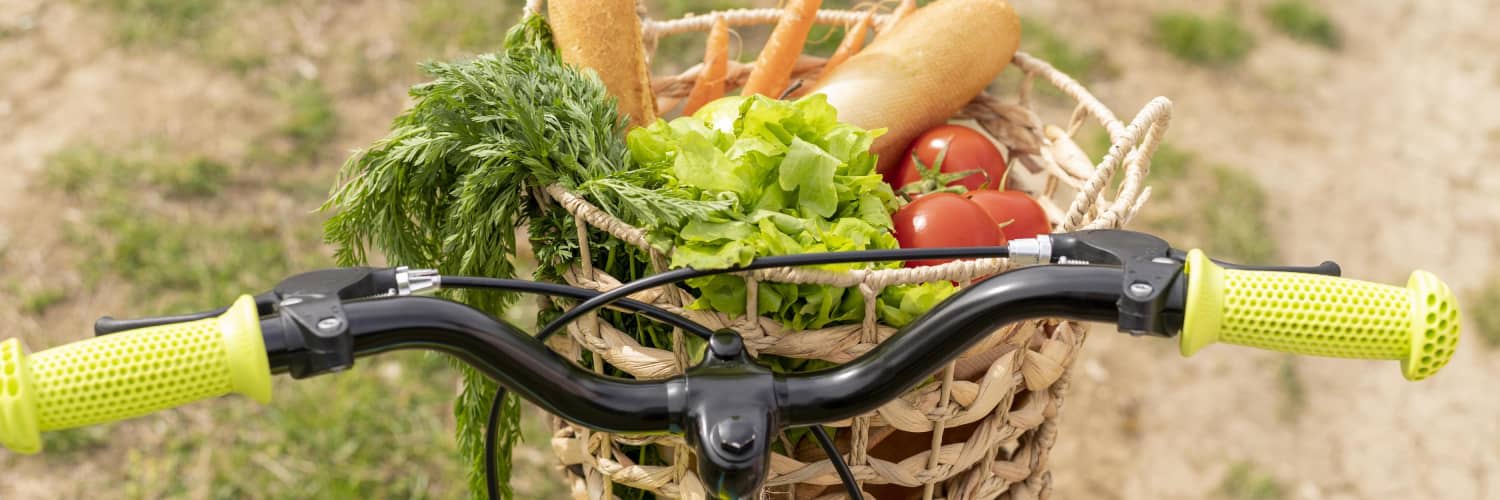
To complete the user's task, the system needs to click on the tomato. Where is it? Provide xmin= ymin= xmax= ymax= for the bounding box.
xmin=889 ymin=124 xmax=1008 ymax=192
xmin=892 ymin=193 xmax=1005 ymax=267
xmin=965 ymin=190 xmax=1050 ymax=240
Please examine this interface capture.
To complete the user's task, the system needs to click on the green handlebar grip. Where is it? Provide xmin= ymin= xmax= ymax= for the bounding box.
xmin=0 ymin=295 xmax=271 ymax=453
xmin=1181 ymin=250 xmax=1459 ymax=381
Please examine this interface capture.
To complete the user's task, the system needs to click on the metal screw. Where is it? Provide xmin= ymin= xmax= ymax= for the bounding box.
xmin=1128 ymin=282 xmax=1154 ymax=297
xmin=317 ymin=317 xmax=343 ymax=331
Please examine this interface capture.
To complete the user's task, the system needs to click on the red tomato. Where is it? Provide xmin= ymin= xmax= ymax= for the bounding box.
xmin=889 ymin=124 xmax=1008 ymax=192
xmin=965 ymin=190 xmax=1050 ymax=240
xmin=892 ymin=193 xmax=1006 ymax=268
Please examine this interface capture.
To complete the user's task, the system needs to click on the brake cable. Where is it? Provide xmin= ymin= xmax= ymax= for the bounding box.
xmin=481 ymin=247 xmax=1020 ymax=500
xmin=536 ymin=245 xmax=1012 ymax=340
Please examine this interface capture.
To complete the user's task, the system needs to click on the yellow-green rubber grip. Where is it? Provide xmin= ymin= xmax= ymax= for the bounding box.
xmin=0 ymin=295 xmax=270 ymax=453
xmin=1181 ymin=250 xmax=1459 ymax=381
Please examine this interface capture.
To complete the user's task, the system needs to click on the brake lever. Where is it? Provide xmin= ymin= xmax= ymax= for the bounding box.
xmin=93 ymin=267 xmax=439 ymax=338
xmin=1029 ymin=230 xmax=1344 ymax=337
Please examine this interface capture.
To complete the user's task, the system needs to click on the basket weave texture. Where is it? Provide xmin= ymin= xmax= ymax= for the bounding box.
xmin=525 ymin=2 xmax=1173 ymax=499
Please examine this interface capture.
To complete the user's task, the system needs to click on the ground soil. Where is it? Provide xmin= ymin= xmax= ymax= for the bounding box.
xmin=3 ymin=0 xmax=1498 ymax=498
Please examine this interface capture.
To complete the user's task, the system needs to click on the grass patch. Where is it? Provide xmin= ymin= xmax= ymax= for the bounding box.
xmin=21 ymin=286 xmax=70 ymax=316
xmin=1089 ymin=134 xmax=1277 ymax=263
xmin=1275 ymin=356 xmax=1306 ymax=422
xmin=45 ymin=143 xmax=230 ymax=199
xmin=43 ymin=426 xmax=111 ymax=454
xmin=82 ymin=208 xmax=302 ymax=313
xmin=1152 ymin=11 xmax=1255 ymax=66
xmin=251 ymin=78 xmax=339 ymax=166
xmin=1219 ymin=461 xmax=1287 ymax=500
xmin=110 ymin=353 xmax=466 ymax=499
xmin=83 ymin=0 xmax=225 ymax=46
xmin=407 ymin=0 xmax=518 ymax=57
xmin=1471 ymin=274 xmax=1500 ymax=348
xmin=38 ymin=139 xmax=484 ymax=496
xmin=1264 ymin=0 xmax=1341 ymax=49
xmin=1021 ymin=18 xmax=1116 ymax=84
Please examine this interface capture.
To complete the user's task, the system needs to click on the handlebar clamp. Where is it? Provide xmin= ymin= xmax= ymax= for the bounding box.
xmin=673 ymin=330 xmax=780 ymax=499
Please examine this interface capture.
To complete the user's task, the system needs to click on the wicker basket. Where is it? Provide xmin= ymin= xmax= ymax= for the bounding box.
xmin=525 ymin=2 xmax=1173 ymax=499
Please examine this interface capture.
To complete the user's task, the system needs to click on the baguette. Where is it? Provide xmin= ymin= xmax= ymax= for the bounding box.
xmin=809 ymin=0 xmax=1021 ymax=173
xmin=547 ymin=0 xmax=658 ymax=126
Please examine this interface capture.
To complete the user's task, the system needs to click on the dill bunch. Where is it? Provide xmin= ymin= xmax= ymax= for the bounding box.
xmin=321 ymin=14 xmax=719 ymax=498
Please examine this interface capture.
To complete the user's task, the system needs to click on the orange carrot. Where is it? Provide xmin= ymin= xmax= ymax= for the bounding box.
xmin=683 ymin=16 xmax=731 ymax=115
xmin=742 ymin=0 xmax=824 ymax=98
xmin=881 ymin=0 xmax=916 ymax=33
xmin=818 ymin=11 xmax=874 ymax=82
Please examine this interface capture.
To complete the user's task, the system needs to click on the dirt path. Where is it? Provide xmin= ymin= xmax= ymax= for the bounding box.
xmin=1019 ymin=1 xmax=1500 ymax=498
xmin=4 ymin=1 xmax=1498 ymax=499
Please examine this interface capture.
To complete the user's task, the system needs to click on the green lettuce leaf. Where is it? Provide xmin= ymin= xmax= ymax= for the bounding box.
xmin=627 ymin=94 xmax=952 ymax=331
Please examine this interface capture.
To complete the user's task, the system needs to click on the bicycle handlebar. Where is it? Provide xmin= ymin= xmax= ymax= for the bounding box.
xmin=0 ymin=296 xmax=271 ymax=453
xmin=0 ymin=234 xmax=1465 ymax=499
xmin=1180 ymin=250 xmax=1459 ymax=380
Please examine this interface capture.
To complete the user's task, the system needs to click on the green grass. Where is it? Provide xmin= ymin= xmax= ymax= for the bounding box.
xmin=1471 ymin=274 xmax=1500 ymax=348
xmin=1153 ymin=11 xmax=1255 ymax=66
xmin=407 ymin=0 xmax=518 ymax=56
xmin=21 ymin=286 xmax=69 ymax=316
xmin=83 ymin=209 xmax=304 ymax=313
xmin=118 ymin=353 xmax=466 ymax=499
xmin=1089 ymin=134 xmax=1278 ymax=263
xmin=45 ymin=143 xmax=231 ymax=199
xmin=1264 ymin=0 xmax=1341 ymax=49
xmin=83 ymin=0 xmax=276 ymax=75
xmin=83 ymin=0 xmax=225 ymax=46
xmin=1021 ymin=18 xmax=1116 ymax=84
xmin=38 ymin=139 xmax=488 ymax=497
xmin=1275 ymin=356 xmax=1307 ymax=422
xmin=245 ymin=78 xmax=340 ymax=166
xmin=43 ymin=426 xmax=111 ymax=454
xmin=1218 ymin=461 xmax=1287 ymax=500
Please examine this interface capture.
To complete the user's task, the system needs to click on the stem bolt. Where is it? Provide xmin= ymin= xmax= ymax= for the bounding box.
xmin=1128 ymin=282 xmax=1154 ymax=297
xmin=317 ymin=317 xmax=343 ymax=331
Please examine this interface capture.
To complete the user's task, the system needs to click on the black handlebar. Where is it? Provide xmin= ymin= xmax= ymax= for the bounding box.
xmin=262 ymin=297 xmax=675 ymax=433
xmin=780 ymin=265 xmax=1123 ymax=423
xmin=256 ymin=263 xmax=1145 ymax=499
xmin=261 ymin=265 xmax=1130 ymax=431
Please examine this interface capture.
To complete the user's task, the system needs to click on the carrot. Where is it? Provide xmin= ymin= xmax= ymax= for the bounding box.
xmin=881 ymin=0 xmax=917 ymax=33
xmin=683 ymin=15 xmax=731 ymax=115
xmin=817 ymin=11 xmax=874 ymax=81
xmin=741 ymin=0 xmax=824 ymax=98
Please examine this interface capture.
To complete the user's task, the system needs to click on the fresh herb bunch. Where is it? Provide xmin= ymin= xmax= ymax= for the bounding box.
xmin=321 ymin=15 xmax=720 ymax=498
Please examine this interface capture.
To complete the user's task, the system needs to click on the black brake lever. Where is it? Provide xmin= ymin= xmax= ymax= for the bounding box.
xmin=1042 ymin=230 xmax=1344 ymax=337
xmin=94 ymin=292 xmax=277 ymax=335
xmin=93 ymin=267 xmax=438 ymax=336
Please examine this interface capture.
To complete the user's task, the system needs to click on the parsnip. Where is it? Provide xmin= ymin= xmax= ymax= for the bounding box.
xmin=548 ymin=0 xmax=657 ymax=126
xmin=809 ymin=0 xmax=1021 ymax=172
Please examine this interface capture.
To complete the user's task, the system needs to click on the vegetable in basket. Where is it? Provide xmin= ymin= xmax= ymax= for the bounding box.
xmin=627 ymin=94 xmax=955 ymax=330
xmin=322 ymin=16 xmax=732 ymax=497
xmin=811 ymin=0 xmax=1022 ymax=173
xmin=891 ymin=123 xmax=1009 ymax=191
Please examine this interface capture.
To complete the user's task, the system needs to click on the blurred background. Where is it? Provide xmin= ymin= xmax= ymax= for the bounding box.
xmin=1 ymin=0 xmax=1496 ymax=498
